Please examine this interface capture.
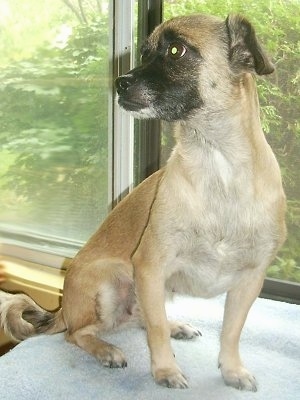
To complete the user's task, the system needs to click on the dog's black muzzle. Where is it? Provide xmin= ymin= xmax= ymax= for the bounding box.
xmin=115 ymin=74 xmax=136 ymax=95
xmin=115 ymin=68 xmax=152 ymax=112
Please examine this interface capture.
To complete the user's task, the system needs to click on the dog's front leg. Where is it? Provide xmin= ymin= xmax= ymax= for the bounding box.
xmin=218 ymin=271 xmax=265 ymax=391
xmin=133 ymin=241 xmax=188 ymax=389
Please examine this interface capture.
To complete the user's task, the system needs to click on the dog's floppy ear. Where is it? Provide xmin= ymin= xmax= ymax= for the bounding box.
xmin=225 ymin=14 xmax=274 ymax=75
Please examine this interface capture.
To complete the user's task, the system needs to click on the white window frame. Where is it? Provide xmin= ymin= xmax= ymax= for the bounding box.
xmin=109 ymin=0 xmax=135 ymax=205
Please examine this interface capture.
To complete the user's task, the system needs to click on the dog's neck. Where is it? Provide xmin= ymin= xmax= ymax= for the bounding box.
xmin=174 ymin=73 xmax=267 ymax=164
xmin=166 ymin=73 xmax=277 ymax=194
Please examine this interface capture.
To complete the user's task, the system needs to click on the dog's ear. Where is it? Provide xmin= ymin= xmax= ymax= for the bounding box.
xmin=225 ymin=14 xmax=274 ymax=75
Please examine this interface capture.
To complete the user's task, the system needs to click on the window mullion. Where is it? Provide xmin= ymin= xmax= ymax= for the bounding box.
xmin=110 ymin=0 xmax=135 ymax=206
xmin=134 ymin=0 xmax=163 ymax=185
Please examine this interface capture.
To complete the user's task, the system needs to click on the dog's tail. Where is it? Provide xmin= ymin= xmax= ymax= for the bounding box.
xmin=0 ymin=290 xmax=66 ymax=342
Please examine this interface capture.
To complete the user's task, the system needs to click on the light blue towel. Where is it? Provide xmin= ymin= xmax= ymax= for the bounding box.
xmin=0 ymin=295 xmax=299 ymax=400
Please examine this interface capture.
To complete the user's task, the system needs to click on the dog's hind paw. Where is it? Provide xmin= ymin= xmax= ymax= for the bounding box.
xmin=98 ymin=344 xmax=127 ymax=369
xmin=154 ymin=367 xmax=188 ymax=389
xmin=220 ymin=365 xmax=257 ymax=392
xmin=170 ymin=321 xmax=202 ymax=340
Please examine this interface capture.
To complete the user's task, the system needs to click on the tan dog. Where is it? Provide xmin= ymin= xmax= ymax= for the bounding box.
xmin=0 ymin=14 xmax=286 ymax=391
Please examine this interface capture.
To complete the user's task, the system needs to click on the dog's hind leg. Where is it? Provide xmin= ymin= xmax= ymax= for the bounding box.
xmin=66 ymin=325 xmax=127 ymax=368
xmin=169 ymin=320 xmax=202 ymax=340
xmin=63 ymin=261 xmax=139 ymax=368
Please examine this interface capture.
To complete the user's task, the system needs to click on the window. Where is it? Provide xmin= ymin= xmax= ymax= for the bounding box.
xmin=0 ymin=0 xmax=162 ymax=260
xmin=0 ymin=1 xmax=138 ymax=259
xmin=0 ymin=1 xmax=112 ymax=257
xmin=0 ymin=0 xmax=299 ymax=301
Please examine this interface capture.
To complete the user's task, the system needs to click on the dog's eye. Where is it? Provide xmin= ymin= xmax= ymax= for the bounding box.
xmin=167 ymin=43 xmax=187 ymax=59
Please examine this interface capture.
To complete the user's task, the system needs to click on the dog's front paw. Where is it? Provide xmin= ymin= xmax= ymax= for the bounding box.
xmin=170 ymin=321 xmax=202 ymax=340
xmin=220 ymin=365 xmax=257 ymax=392
xmin=154 ymin=367 xmax=188 ymax=389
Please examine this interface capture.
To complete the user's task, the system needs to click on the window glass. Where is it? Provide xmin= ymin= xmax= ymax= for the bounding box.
xmin=0 ymin=0 xmax=110 ymax=256
xmin=162 ymin=0 xmax=300 ymax=283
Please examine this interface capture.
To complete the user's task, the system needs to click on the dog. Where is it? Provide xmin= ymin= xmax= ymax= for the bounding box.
xmin=0 ymin=13 xmax=286 ymax=391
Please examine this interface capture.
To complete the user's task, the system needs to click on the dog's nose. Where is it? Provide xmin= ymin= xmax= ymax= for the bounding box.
xmin=115 ymin=75 xmax=134 ymax=94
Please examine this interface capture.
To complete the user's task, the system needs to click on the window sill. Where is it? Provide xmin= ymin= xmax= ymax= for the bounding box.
xmin=261 ymin=277 xmax=300 ymax=305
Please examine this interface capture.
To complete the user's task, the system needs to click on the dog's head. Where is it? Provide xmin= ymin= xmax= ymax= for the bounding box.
xmin=116 ymin=14 xmax=274 ymax=122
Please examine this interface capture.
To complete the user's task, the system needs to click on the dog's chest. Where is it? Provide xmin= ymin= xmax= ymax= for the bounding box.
xmin=164 ymin=206 xmax=273 ymax=297
xmin=161 ymin=156 xmax=277 ymax=297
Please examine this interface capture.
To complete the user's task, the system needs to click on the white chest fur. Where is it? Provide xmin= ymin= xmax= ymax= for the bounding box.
xmin=212 ymin=148 xmax=233 ymax=188
xmin=158 ymin=143 xmax=280 ymax=298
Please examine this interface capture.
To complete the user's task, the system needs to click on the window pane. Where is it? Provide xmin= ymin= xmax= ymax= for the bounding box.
xmin=0 ymin=1 xmax=110 ymax=256
xmin=162 ymin=1 xmax=300 ymax=283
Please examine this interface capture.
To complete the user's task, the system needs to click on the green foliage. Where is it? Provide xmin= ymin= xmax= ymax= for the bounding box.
xmin=0 ymin=1 xmax=110 ymax=241
xmin=268 ymin=257 xmax=300 ymax=282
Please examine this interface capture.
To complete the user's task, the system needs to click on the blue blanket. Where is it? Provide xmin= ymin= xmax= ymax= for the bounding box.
xmin=0 ymin=295 xmax=299 ymax=400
